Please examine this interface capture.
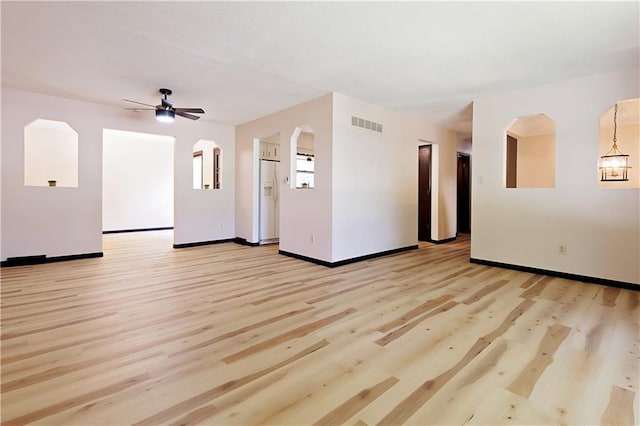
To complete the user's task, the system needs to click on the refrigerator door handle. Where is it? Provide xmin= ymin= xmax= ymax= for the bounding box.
xmin=273 ymin=174 xmax=278 ymax=202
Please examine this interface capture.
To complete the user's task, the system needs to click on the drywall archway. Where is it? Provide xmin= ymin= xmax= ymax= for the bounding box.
xmin=193 ymin=139 xmax=222 ymax=190
xmin=24 ymin=119 xmax=78 ymax=187
xmin=290 ymin=126 xmax=315 ymax=189
xmin=598 ymin=98 xmax=639 ymax=188
xmin=505 ymin=113 xmax=556 ymax=188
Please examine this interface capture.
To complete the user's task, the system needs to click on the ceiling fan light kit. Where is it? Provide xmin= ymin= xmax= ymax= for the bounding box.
xmin=124 ymin=88 xmax=205 ymax=123
xmin=155 ymin=109 xmax=175 ymax=123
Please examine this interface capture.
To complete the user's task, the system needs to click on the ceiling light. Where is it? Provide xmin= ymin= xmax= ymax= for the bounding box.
xmin=156 ymin=109 xmax=175 ymax=123
xmin=600 ymin=103 xmax=630 ymax=181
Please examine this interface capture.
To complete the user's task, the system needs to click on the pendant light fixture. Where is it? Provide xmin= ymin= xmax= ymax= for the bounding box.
xmin=600 ymin=103 xmax=630 ymax=181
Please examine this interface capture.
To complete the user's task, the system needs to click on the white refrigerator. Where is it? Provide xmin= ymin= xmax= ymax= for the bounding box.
xmin=260 ymin=160 xmax=280 ymax=243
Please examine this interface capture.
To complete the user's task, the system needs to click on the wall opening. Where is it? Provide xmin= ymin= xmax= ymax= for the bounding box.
xmin=598 ymin=98 xmax=639 ymax=188
xmin=505 ymin=114 xmax=556 ymax=188
xmin=102 ymin=129 xmax=174 ymax=233
xmin=457 ymin=152 xmax=471 ymax=234
xmin=418 ymin=143 xmax=432 ymax=241
xmin=258 ymin=133 xmax=281 ymax=244
xmin=193 ymin=151 xmax=203 ymax=189
xmin=193 ymin=139 xmax=222 ymax=189
xmin=24 ymin=119 xmax=78 ymax=187
xmin=290 ymin=127 xmax=315 ymax=189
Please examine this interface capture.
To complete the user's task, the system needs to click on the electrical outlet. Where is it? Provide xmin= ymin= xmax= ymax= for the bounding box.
xmin=558 ymin=244 xmax=567 ymax=255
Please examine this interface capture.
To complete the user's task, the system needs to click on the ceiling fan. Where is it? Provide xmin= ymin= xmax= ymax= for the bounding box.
xmin=124 ymin=88 xmax=205 ymax=122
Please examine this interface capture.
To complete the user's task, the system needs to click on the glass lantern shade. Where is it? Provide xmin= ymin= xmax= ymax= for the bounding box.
xmin=600 ymin=152 xmax=630 ymax=181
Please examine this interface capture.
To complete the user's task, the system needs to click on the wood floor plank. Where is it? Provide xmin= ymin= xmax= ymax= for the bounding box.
xmin=221 ymin=308 xmax=356 ymax=364
xmin=313 ymin=376 xmax=399 ymax=426
xmin=520 ymin=275 xmax=553 ymax=299
xmin=506 ymin=323 xmax=572 ymax=398
xmin=2 ymin=373 xmax=151 ymax=426
xmin=374 ymin=300 xmax=459 ymax=347
xmin=398 ymin=337 xmax=530 ymax=426
xmin=460 ymin=279 xmax=509 ymax=305
xmin=376 ymin=299 xmax=535 ymax=425
xmin=601 ymin=385 xmax=636 ymax=425
xmin=602 ymin=286 xmax=622 ymax=307
xmin=376 ymin=293 xmax=455 ymax=333
xmin=133 ymin=340 xmax=329 ymax=426
xmin=1 ymin=231 xmax=638 ymax=425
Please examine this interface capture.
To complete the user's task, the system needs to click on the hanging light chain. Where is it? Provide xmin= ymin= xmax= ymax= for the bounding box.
xmin=612 ymin=103 xmax=618 ymax=146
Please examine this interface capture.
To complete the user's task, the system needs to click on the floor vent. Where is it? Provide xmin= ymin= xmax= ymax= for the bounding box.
xmin=351 ymin=116 xmax=383 ymax=133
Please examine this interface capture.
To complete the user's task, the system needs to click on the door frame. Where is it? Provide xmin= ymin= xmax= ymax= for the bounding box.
xmin=418 ymin=144 xmax=432 ymax=241
xmin=456 ymin=152 xmax=471 ymax=234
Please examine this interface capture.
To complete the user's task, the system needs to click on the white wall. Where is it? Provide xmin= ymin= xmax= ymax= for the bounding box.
xmin=332 ymin=93 xmax=461 ymax=261
xmin=235 ymin=92 xmax=459 ymax=263
xmin=434 ymin=129 xmax=458 ymax=240
xmin=472 ymin=68 xmax=639 ymax=285
xmin=332 ymin=93 xmax=418 ymax=261
xmin=516 ymin=133 xmax=555 ymax=188
xmin=179 ymin=134 xmax=234 ymax=244
xmin=236 ymin=94 xmax=333 ymax=261
xmin=1 ymin=87 xmax=235 ymax=260
xmin=457 ymin=134 xmax=472 ymax=155
xmin=102 ymin=129 xmax=174 ymax=231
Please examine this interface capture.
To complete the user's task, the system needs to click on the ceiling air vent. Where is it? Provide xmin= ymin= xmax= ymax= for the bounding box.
xmin=351 ymin=116 xmax=383 ymax=133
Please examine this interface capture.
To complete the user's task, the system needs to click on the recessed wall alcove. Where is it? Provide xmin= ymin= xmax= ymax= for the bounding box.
xmin=598 ymin=98 xmax=640 ymax=188
xmin=193 ymin=139 xmax=221 ymax=190
xmin=24 ymin=119 xmax=78 ymax=187
xmin=290 ymin=127 xmax=315 ymax=189
xmin=505 ymin=114 xmax=556 ymax=188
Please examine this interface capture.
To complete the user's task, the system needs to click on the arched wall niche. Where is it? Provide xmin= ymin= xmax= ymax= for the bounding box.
xmin=24 ymin=119 xmax=78 ymax=187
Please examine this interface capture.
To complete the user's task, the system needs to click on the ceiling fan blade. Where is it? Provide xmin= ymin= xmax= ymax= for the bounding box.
xmin=174 ymin=108 xmax=204 ymax=114
xmin=175 ymin=111 xmax=200 ymax=120
xmin=125 ymin=108 xmax=155 ymax=111
xmin=162 ymin=98 xmax=174 ymax=108
xmin=123 ymin=99 xmax=156 ymax=108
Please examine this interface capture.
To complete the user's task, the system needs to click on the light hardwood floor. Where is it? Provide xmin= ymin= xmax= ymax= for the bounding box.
xmin=1 ymin=231 xmax=638 ymax=425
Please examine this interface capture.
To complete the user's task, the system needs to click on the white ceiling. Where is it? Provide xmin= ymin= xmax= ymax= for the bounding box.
xmin=2 ymin=2 xmax=639 ymax=136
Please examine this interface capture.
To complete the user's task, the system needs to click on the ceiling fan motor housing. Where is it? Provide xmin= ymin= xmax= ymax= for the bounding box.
xmin=124 ymin=88 xmax=204 ymax=121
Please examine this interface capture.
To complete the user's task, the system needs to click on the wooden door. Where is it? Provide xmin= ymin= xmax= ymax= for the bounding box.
xmin=418 ymin=145 xmax=432 ymax=241
xmin=506 ymin=135 xmax=517 ymax=188
xmin=457 ymin=153 xmax=471 ymax=233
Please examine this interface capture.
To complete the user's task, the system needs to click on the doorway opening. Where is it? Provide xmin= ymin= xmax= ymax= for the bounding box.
xmin=457 ymin=153 xmax=471 ymax=234
xmin=418 ymin=144 xmax=432 ymax=241
xmin=258 ymin=133 xmax=281 ymax=244
xmin=102 ymin=129 xmax=174 ymax=247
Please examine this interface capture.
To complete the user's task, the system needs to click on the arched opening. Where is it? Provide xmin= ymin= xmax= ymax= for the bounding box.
xmin=290 ymin=126 xmax=315 ymax=189
xmin=193 ymin=139 xmax=222 ymax=189
xmin=505 ymin=114 xmax=556 ymax=188
xmin=598 ymin=98 xmax=639 ymax=188
xmin=24 ymin=119 xmax=78 ymax=187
